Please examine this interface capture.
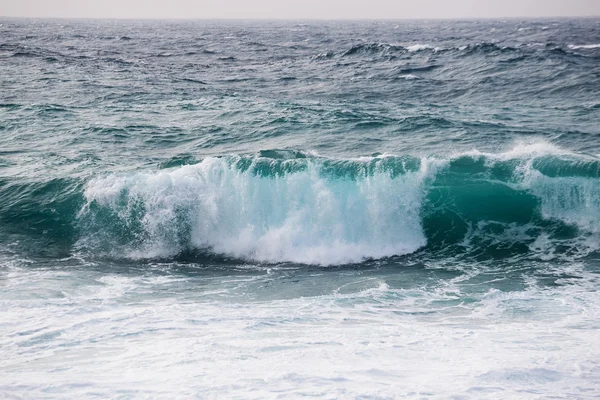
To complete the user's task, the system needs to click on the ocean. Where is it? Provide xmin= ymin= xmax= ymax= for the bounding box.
xmin=1 ymin=17 xmax=600 ymax=398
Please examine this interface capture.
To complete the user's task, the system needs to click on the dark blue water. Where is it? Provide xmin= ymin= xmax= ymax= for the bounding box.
xmin=1 ymin=18 xmax=600 ymax=398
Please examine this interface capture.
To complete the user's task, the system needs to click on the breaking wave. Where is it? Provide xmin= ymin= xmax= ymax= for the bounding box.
xmin=79 ymin=152 xmax=434 ymax=265
xmin=1 ymin=143 xmax=599 ymax=265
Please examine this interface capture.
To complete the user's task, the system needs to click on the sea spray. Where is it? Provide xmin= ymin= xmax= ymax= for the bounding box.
xmin=80 ymin=154 xmax=434 ymax=264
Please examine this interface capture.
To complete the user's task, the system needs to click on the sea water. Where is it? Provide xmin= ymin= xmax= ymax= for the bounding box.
xmin=1 ymin=18 xmax=600 ymax=398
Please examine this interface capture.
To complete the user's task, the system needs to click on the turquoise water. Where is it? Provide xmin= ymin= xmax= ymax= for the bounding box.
xmin=1 ymin=18 xmax=600 ymax=398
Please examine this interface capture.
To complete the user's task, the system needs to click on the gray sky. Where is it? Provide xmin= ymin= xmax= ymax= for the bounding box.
xmin=2 ymin=0 xmax=600 ymax=19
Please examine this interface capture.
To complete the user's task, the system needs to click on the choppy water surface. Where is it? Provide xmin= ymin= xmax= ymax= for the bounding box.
xmin=1 ymin=18 xmax=600 ymax=398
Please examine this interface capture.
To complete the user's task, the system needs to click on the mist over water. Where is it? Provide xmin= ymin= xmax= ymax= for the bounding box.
xmin=1 ymin=18 xmax=600 ymax=398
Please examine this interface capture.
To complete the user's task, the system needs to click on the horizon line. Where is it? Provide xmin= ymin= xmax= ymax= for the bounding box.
xmin=1 ymin=15 xmax=600 ymax=22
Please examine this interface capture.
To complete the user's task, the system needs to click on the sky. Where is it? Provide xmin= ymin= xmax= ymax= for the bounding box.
xmin=1 ymin=0 xmax=600 ymax=19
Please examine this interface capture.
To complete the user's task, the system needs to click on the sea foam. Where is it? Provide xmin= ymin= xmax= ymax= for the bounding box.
xmin=82 ymin=155 xmax=434 ymax=265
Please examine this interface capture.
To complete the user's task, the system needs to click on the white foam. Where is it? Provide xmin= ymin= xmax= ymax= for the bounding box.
xmin=2 ymin=263 xmax=599 ymax=398
xmin=568 ymin=44 xmax=600 ymax=49
xmin=83 ymin=156 xmax=436 ymax=265
xmin=398 ymin=74 xmax=419 ymax=80
xmin=406 ymin=44 xmax=438 ymax=52
xmin=523 ymin=168 xmax=600 ymax=235
xmin=458 ymin=140 xmax=575 ymax=161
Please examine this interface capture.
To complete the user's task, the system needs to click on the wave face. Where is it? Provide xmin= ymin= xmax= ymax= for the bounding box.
xmin=75 ymin=145 xmax=600 ymax=265
xmin=422 ymin=146 xmax=600 ymax=261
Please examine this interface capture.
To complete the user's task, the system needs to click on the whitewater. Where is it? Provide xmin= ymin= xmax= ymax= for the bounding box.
xmin=1 ymin=18 xmax=600 ymax=399
xmin=78 ymin=144 xmax=600 ymax=265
